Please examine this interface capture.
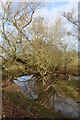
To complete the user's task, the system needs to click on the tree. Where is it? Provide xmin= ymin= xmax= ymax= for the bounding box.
xmin=62 ymin=9 xmax=80 ymax=41
xmin=0 ymin=2 xmax=41 ymax=63
xmin=28 ymin=17 xmax=67 ymax=85
xmin=0 ymin=2 xmax=41 ymax=85
xmin=1 ymin=2 xmax=77 ymax=87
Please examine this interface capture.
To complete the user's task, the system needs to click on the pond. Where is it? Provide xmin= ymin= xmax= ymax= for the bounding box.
xmin=13 ymin=75 xmax=79 ymax=118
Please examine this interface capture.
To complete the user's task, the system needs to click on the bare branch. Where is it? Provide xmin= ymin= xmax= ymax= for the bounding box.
xmin=63 ymin=11 xmax=80 ymax=29
xmin=21 ymin=10 xmax=34 ymax=30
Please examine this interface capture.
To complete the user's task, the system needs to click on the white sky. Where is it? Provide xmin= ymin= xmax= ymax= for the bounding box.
xmin=33 ymin=1 xmax=78 ymax=50
xmin=0 ymin=0 xmax=80 ymax=2
xmin=34 ymin=2 xmax=78 ymax=21
xmin=0 ymin=0 xmax=79 ymax=50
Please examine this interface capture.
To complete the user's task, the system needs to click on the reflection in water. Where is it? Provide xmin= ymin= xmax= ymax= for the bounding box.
xmin=13 ymin=75 xmax=79 ymax=118
xmin=68 ymin=74 xmax=80 ymax=81
xmin=54 ymin=94 xmax=78 ymax=118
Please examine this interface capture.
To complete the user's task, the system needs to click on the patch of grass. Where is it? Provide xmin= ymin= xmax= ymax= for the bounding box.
xmin=67 ymin=58 xmax=78 ymax=75
xmin=52 ymin=80 xmax=79 ymax=102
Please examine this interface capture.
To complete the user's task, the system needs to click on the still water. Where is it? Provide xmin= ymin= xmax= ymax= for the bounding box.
xmin=13 ymin=75 xmax=79 ymax=118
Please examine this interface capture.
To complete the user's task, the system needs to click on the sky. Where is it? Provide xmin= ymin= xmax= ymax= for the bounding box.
xmin=34 ymin=1 xmax=78 ymax=32
xmin=0 ymin=1 xmax=79 ymax=50
xmin=34 ymin=2 xmax=78 ymax=20
xmin=33 ymin=1 xmax=78 ymax=50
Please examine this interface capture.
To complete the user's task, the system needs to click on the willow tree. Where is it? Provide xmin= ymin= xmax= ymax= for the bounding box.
xmin=28 ymin=17 xmax=67 ymax=85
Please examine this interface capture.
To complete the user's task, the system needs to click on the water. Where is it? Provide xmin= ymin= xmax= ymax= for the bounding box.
xmin=15 ymin=75 xmax=33 ymax=82
xmin=68 ymin=74 xmax=80 ymax=81
xmin=54 ymin=94 xmax=78 ymax=118
xmin=13 ymin=75 xmax=79 ymax=118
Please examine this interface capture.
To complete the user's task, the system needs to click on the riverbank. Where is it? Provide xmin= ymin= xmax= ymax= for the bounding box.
xmin=2 ymin=58 xmax=79 ymax=119
xmin=2 ymin=83 xmax=72 ymax=120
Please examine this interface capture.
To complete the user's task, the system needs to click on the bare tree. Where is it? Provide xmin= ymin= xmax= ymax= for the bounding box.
xmin=0 ymin=2 xmax=41 ymax=86
xmin=0 ymin=2 xmax=41 ymax=64
xmin=62 ymin=9 xmax=80 ymax=41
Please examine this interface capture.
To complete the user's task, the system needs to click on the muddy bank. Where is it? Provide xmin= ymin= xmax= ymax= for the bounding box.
xmin=2 ymin=101 xmax=34 ymax=119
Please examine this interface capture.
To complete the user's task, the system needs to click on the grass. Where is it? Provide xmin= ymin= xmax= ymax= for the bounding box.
xmin=52 ymin=79 xmax=79 ymax=102
xmin=67 ymin=58 xmax=78 ymax=76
